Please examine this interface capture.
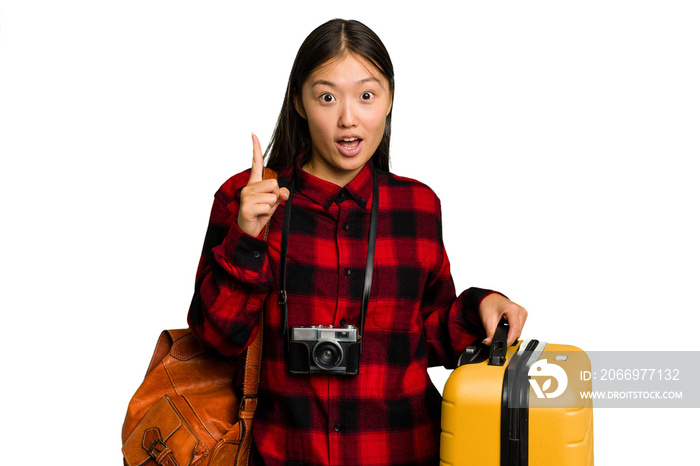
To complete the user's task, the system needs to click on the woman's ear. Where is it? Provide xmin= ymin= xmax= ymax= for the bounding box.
xmin=294 ymin=95 xmax=307 ymax=120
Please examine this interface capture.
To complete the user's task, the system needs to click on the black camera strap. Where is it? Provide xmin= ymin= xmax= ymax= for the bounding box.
xmin=279 ymin=166 xmax=379 ymax=353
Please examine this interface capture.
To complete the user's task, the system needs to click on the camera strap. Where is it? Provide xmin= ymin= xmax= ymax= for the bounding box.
xmin=279 ymin=165 xmax=379 ymax=353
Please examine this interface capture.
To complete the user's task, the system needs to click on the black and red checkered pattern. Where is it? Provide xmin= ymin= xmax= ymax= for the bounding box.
xmin=188 ymin=162 xmax=495 ymax=466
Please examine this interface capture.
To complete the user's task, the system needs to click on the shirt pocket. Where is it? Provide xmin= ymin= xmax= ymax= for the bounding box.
xmin=370 ymin=266 xmax=426 ymax=331
xmin=370 ymin=301 xmax=421 ymax=331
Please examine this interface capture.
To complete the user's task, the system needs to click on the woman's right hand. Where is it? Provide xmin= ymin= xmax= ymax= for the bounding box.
xmin=237 ymin=133 xmax=290 ymax=237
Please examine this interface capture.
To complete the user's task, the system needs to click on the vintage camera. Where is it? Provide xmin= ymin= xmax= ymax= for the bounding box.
xmin=288 ymin=325 xmax=361 ymax=375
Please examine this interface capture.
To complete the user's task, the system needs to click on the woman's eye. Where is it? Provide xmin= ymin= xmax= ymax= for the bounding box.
xmin=321 ymin=93 xmax=335 ymax=102
xmin=361 ymin=92 xmax=373 ymax=100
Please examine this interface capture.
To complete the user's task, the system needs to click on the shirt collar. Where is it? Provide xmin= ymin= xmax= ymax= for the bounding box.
xmin=294 ymin=162 xmax=373 ymax=210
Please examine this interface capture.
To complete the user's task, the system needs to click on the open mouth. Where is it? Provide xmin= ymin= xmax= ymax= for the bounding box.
xmin=336 ymin=137 xmax=363 ymax=156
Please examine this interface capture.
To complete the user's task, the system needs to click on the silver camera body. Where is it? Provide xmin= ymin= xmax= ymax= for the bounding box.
xmin=288 ymin=325 xmax=361 ymax=375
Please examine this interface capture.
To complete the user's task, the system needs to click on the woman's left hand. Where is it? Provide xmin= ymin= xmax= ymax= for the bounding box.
xmin=479 ymin=293 xmax=528 ymax=347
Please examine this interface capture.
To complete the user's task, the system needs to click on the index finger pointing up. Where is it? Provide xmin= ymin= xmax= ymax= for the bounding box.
xmin=248 ymin=132 xmax=264 ymax=185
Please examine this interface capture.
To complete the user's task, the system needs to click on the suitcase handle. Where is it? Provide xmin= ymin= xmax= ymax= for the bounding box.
xmin=458 ymin=319 xmax=511 ymax=366
xmin=488 ymin=319 xmax=509 ymax=366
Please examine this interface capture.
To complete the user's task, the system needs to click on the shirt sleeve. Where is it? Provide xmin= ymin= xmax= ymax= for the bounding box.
xmin=187 ymin=173 xmax=273 ymax=357
xmin=419 ymin=199 xmax=502 ymax=369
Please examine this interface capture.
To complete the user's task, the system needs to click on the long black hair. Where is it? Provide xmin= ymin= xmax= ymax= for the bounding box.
xmin=265 ymin=19 xmax=395 ymax=174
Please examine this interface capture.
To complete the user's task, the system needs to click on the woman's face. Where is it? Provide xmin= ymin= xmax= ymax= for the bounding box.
xmin=296 ymin=53 xmax=393 ymax=187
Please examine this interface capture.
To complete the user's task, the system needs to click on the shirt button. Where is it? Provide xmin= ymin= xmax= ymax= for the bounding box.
xmin=334 ymin=424 xmax=342 ymax=432
xmin=344 ymin=268 xmax=351 ymax=276
xmin=342 ymin=223 xmax=350 ymax=231
xmin=252 ymin=251 xmax=260 ymax=258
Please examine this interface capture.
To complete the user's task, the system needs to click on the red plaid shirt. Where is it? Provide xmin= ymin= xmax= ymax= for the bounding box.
xmin=188 ymin=162 xmax=495 ymax=466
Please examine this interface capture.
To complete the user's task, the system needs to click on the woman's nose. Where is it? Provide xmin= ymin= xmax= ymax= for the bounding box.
xmin=338 ymin=101 xmax=357 ymax=128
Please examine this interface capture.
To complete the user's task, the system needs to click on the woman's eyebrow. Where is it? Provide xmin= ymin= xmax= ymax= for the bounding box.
xmin=311 ymin=77 xmax=383 ymax=88
xmin=311 ymin=79 xmax=336 ymax=88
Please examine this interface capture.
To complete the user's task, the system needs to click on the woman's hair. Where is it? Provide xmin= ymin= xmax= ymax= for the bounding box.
xmin=265 ymin=19 xmax=395 ymax=174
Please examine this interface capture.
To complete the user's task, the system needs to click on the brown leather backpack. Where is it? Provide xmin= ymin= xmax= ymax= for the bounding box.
xmin=121 ymin=315 xmax=262 ymax=466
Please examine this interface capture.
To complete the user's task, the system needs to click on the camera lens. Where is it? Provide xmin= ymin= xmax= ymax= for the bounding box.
xmin=312 ymin=340 xmax=343 ymax=370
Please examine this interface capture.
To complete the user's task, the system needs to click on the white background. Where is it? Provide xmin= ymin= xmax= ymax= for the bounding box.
xmin=1 ymin=0 xmax=698 ymax=464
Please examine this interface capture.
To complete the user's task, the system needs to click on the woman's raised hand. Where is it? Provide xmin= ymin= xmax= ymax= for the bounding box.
xmin=237 ymin=134 xmax=290 ymax=237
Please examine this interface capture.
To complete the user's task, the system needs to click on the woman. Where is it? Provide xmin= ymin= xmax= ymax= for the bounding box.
xmin=188 ymin=18 xmax=527 ymax=466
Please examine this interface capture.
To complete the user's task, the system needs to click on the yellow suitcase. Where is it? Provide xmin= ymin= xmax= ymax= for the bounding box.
xmin=441 ymin=322 xmax=594 ymax=465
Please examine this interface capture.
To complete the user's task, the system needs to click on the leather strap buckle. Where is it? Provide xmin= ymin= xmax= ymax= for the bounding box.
xmin=239 ymin=394 xmax=259 ymax=412
xmin=147 ymin=438 xmax=179 ymax=466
